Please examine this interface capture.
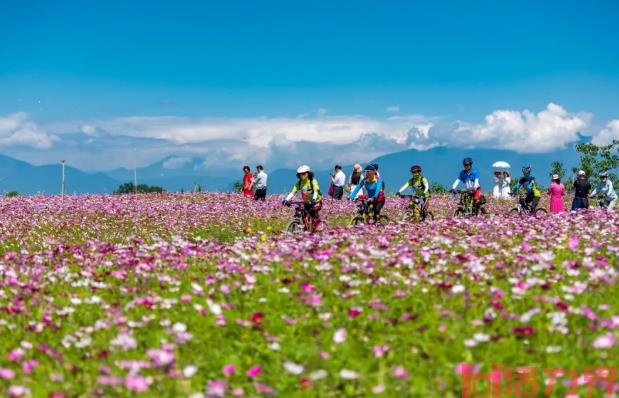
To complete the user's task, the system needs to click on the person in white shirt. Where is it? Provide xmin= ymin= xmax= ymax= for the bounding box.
xmin=252 ymin=165 xmax=268 ymax=201
xmin=330 ymin=165 xmax=346 ymax=200
xmin=589 ymin=171 xmax=617 ymax=209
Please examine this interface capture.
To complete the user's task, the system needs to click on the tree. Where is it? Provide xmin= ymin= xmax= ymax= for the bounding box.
xmin=113 ymin=182 xmax=165 ymax=194
xmin=549 ymin=161 xmax=567 ymax=178
xmin=429 ymin=182 xmax=448 ymax=195
xmin=231 ymin=180 xmax=244 ymax=193
xmin=5 ymin=191 xmax=19 ymax=197
xmin=573 ymin=141 xmax=619 ymax=186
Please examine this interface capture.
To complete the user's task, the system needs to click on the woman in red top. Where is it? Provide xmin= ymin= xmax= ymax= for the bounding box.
xmin=242 ymin=166 xmax=254 ymax=198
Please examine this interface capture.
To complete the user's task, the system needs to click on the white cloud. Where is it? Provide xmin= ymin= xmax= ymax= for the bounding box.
xmin=162 ymin=156 xmax=192 ymax=169
xmin=592 ymin=120 xmax=619 ymax=146
xmin=413 ymin=103 xmax=591 ymax=153
xmin=15 ymin=103 xmax=601 ymax=170
xmin=386 ymin=105 xmax=400 ymax=113
xmin=0 ymin=112 xmax=58 ymax=149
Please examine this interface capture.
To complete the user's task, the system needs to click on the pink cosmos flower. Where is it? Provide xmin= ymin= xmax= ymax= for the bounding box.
xmin=247 ymin=365 xmax=262 ymax=378
xmin=7 ymin=349 xmax=24 ymax=362
xmin=223 ymin=364 xmax=236 ymax=377
xmin=22 ymin=359 xmax=38 ymax=373
xmin=393 ymin=367 xmax=409 ymax=379
xmin=592 ymin=332 xmax=616 ymax=349
xmin=207 ymin=380 xmax=227 ymax=397
xmin=125 ymin=375 xmax=149 ymax=392
xmin=372 ymin=345 xmax=389 ymax=358
xmin=0 ymin=368 xmax=15 ymax=380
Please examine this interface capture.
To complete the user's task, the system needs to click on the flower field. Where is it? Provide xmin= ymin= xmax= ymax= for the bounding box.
xmin=0 ymin=193 xmax=618 ymax=397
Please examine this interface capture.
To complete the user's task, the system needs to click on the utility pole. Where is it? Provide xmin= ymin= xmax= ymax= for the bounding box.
xmin=60 ymin=160 xmax=66 ymax=199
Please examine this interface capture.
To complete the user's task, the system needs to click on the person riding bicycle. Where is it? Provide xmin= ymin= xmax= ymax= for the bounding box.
xmin=512 ymin=165 xmax=541 ymax=211
xmin=589 ymin=171 xmax=617 ymax=210
xmin=282 ymin=165 xmax=324 ymax=231
xmin=396 ymin=165 xmax=430 ymax=210
xmin=450 ymin=157 xmax=482 ymax=206
xmin=349 ymin=164 xmax=385 ymax=221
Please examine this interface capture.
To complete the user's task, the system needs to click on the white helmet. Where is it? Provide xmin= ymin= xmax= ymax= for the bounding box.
xmin=296 ymin=165 xmax=311 ymax=174
xmin=577 ymin=170 xmax=586 ymax=177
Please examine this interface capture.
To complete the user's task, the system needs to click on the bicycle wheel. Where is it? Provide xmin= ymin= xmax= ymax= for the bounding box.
xmin=533 ymin=208 xmax=548 ymax=216
xmin=508 ymin=208 xmax=520 ymax=216
xmin=349 ymin=216 xmax=364 ymax=226
xmin=286 ymin=220 xmax=303 ymax=233
xmin=422 ymin=210 xmax=434 ymax=221
xmin=454 ymin=208 xmax=465 ymax=218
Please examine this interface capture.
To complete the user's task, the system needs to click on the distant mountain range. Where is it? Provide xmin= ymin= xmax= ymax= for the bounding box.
xmin=0 ymin=147 xmax=583 ymax=195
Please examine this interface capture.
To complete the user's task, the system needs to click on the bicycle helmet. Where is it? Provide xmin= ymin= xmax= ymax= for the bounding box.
xmin=522 ymin=165 xmax=532 ymax=175
xmin=577 ymin=170 xmax=586 ymax=177
xmin=364 ymin=164 xmax=377 ymax=172
xmin=463 ymin=157 xmax=473 ymax=166
xmin=600 ymin=171 xmax=609 ymax=178
xmin=296 ymin=165 xmax=311 ymax=176
xmin=411 ymin=165 xmax=422 ymax=173
xmin=369 ymin=163 xmax=379 ymax=171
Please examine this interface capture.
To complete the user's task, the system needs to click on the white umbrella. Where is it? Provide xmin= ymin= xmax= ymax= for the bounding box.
xmin=492 ymin=161 xmax=511 ymax=169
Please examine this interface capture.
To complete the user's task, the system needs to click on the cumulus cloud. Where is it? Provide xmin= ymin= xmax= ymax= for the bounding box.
xmin=592 ymin=120 xmax=619 ymax=146
xmin=0 ymin=112 xmax=58 ymax=149
xmin=409 ymin=103 xmax=591 ymax=153
xmin=162 ymin=156 xmax=193 ymax=169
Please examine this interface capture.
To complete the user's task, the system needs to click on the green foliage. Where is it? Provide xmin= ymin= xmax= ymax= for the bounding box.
xmin=113 ymin=182 xmax=165 ymax=194
xmin=231 ymin=180 xmax=244 ymax=193
xmin=5 ymin=190 xmax=19 ymax=197
xmin=549 ymin=161 xmax=567 ymax=178
xmin=191 ymin=183 xmax=202 ymax=193
xmin=429 ymin=182 xmax=448 ymax=195
xmin=573 ymin=141 xmax=619 ymax=186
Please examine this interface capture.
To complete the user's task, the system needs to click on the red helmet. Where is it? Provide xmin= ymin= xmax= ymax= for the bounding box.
xmin=410 ymin=165 xmax=422 ymax=173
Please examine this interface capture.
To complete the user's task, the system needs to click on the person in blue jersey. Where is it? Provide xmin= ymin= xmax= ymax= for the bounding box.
xmin=450 ymin=157 xmax=482 ymax=202
xmin=349 ymin=164 xmax=385 ymax=221
xmin=451 ymin=157 xmax=481 ymax=198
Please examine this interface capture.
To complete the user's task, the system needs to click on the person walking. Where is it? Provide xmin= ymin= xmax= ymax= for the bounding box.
xmin=547 ymin=174 xmax=566 ymax=213
xmin=571 ymin=170 xmax=591 ymax=210
xmin=253 ymin=165 xmax=268 ymax=201
xmin=347 ymin=164 xmax=363 ymax=199
xmin=330 ymin=165 xmax=346 ymax=200
xmin=242 ymin=166 xmax=254 ymax=198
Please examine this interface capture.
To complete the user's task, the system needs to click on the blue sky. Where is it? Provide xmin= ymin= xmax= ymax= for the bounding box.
xmin=1 ymin=0 xmax=618 ymax=170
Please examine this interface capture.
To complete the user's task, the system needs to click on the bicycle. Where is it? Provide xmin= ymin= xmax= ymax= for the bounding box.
xmin=397 ymin=194 xmax=434 ymax=222
xmin=349 ymin=197 xmax=390 ymax=226
xmin=508 ymin=193 xmax=547 ymax=216
xmin=285 ymin=201 xmax=318 ymax=233
xmin=450 ymin=189 xmax=487 ymax=217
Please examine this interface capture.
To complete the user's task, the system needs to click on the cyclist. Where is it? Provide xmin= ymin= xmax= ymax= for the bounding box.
xmin=396 ymin=165 xmax=430 ymax=210
xmin=590 ymin=171 xmax=617 ymax=209
xmin=450 ymin=157 xmax=481 ymax=206
xmin=512 ymin=165 xmax=541 ymax=211
xmin=282 ymin=165 xmax=324 ymax=231
xmin=349 ymin=164 xmax=385 ymax=221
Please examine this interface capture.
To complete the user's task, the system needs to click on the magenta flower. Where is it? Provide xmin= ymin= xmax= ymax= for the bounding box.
xmin=247 ymin=365 xmax=262 ymax=378
xmin=222 ymin=364 xmax=236 ymax=377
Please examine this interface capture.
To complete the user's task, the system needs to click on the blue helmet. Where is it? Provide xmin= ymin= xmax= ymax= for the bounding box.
xmin=463 ymin=157 xmax=473 ymax=166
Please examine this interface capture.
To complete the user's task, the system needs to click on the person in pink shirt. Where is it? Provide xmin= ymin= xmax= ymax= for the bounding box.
xmin=547 ymin=174 xmax=566 ymax=213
